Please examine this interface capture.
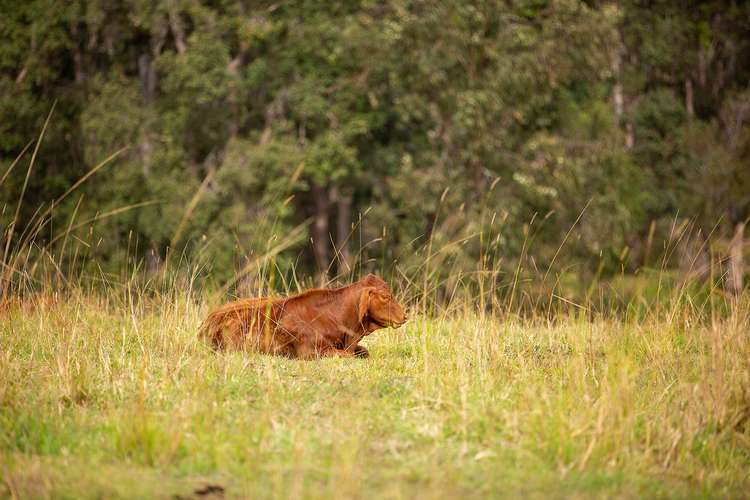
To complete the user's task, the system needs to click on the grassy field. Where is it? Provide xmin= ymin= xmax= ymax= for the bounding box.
xmin=1 ymin=287 xmax=749 ymax=499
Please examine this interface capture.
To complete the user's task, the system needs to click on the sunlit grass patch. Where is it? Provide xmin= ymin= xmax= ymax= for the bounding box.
xmin=1 ymin=290 xmax=749 ymax=498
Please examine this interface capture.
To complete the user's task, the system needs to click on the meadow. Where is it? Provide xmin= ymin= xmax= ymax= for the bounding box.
xmin=1 ymin=279 xmax=749 ymax=499
xmin=3 ymin=2 xmax=750 ymax=496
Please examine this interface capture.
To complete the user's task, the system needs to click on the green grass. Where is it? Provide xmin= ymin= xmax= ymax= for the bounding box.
xmin=1 ymin=290 xmax=749 ymax=499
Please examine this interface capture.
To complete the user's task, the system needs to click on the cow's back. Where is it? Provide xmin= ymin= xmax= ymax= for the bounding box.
xmin=202 ymin=297 xmax=289 ymax=352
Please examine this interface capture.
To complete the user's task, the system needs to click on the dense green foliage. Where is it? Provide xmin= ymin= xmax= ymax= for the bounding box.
xmin=1 ymin=0 xmax=749 ymax=292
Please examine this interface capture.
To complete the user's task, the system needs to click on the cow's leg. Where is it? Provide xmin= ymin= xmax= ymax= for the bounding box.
xmin=283 ymin=321 xmax=357 ymax=359
xmin=295 ymin=343 xmax=355 ymax=359
xmin=352 ymin=344 xmax=369 ymax=358
xmin=322 ymin=347 xmax=355 ymax=358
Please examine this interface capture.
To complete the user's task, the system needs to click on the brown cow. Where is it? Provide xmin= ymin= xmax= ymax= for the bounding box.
xmin=200 ymin=274 xmax=407 ymax=359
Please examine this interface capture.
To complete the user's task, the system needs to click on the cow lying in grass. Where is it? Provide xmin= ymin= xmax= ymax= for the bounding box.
xmin=201 ymin=274 xmax=407 ymax=359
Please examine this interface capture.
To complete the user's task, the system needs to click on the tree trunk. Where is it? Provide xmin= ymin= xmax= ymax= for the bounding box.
xmin=611 ymin=32 xmax=624 ymax=119
xmin=146 ymin=246 xmax=162 ymax=275
xmin=226 ymin=54 xmax=244 ymax=139
xmin=612 ymin=26 xmax=634 ymax=149
xmin=625 ymin=122 xmax=635 ymax=149
xmin=70 ymin=23 xmax=86 ymax=85
xmin=72 ymin=45 xmax=85 ymax=85
xmin=697 ymin=45 xmax=707 ymax=87
xmin=333 ymin=186 xmax=353 ymax=277
xmin=613 ymin=81 xmax=624 ymax=118
xmin=727 ymin=221 xmax=745 ymax=295
xmin=311 ymin=183 xmax=330 ymax=285
xmin=167 ymin=0 xmax=187 ymax=54
xmin=678 ymin=227 xmax=709 ymax=282
xmin=138 ymin=54 xmax=157 ymax=104
xmin=138 ymin=53 xmax=158 ymax=177
xmin=685 ymin=77 xmax=694 ymax=117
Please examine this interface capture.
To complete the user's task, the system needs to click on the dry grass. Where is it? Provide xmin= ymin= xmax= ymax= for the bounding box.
xmin=1 ymin=287 xmax=748 ymax=498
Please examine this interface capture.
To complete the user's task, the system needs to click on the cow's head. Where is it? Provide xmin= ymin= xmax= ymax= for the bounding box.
xmin=357 ymin=275 xmax=407 ymax=330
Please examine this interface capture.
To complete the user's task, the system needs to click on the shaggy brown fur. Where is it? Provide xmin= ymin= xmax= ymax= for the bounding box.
xmin=200 ymin=274 xmax=407 ymax=359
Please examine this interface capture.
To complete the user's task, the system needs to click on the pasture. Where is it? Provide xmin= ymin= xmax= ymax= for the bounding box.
xmin=2 ymin=286 xmax=748 ymax=498
xmin=3 ymin=1 xmax=750 ymax=497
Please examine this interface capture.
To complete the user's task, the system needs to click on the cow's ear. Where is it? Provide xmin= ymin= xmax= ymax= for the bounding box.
xmin=358 ymin=287 xmax=373 ymax=324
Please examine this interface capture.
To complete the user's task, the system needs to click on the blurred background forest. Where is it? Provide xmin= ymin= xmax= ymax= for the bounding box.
xmin=1 ymin=0 xmax=749 ymax=299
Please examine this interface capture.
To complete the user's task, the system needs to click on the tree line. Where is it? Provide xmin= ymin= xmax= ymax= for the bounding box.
xmin=1 ymin=0 xmax=748 ymax=294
